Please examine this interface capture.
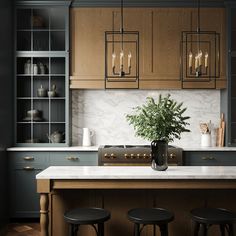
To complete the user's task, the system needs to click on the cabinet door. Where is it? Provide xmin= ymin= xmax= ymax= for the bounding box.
xmin=49 ymin=152 xmax=98 ymax=165
xmin=70 ymin=8 xmax=113 ymax=89
xmin=228 ymin=8 xmax=236 ymax=146
xmin=9 ymin=165 xmax=42 ymax=218
xmin=8 ymin=152 xmax=49 ymax=218
xmin=184 ymin=151 xmax=236 ymax=166
xmin=140 ymin=8 xmax=190 ymax=89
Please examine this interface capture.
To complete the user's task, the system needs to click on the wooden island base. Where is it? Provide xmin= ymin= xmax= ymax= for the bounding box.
xmin=37 ymin=179 xmax=236 ymax=236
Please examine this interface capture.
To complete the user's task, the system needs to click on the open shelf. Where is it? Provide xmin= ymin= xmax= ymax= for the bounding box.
xmin=15 ymin=4 xmax=68 ymax=146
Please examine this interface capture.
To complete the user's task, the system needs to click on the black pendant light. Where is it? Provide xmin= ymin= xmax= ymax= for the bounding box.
xmin=105 ymin=0 xmax=139 ymax=87
xmin=180 ymin=0 xmax=220 ymax=85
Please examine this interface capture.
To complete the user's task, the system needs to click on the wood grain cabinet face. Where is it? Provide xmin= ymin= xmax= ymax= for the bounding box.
xmin=70 ymin=8 xmax=113 ymax=89
xmin=70 ymin=7 xmax=226 ymax=89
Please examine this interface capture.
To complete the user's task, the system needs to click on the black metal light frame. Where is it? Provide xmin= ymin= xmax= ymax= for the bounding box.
xmin=104 ymin=0 xmax=139 ymax=88
xmin=105 ymin=30 xmax=139 ymax=81
xmin=180 ymin=0 xmax=220 ymax=87
xmin=180 ymin=31 xmax=220 ymax=80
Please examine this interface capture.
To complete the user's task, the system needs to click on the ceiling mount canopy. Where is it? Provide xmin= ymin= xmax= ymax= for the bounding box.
xmin=105 ymin=0 xmax=139 ymax=88
xmin=180 ymin=0 xmax=220 ymax=84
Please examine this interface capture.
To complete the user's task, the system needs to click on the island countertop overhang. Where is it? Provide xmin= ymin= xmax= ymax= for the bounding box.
xmin=36 ymin=166 xmax=236 ymax=180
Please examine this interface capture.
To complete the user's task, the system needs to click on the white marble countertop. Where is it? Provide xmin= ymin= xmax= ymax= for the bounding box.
xmin=7 ymin=146 xmax=236 ymax=152
xmin=36 ymin=166 xmax=236 ymax=180
xmin=7 ymin=146 xmax=99 ymax=151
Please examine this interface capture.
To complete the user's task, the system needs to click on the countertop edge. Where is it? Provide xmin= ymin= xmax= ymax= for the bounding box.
xmin=7 ymin=146 xmax=99 ymax=151
xmin=6 ymin=146 xmax=236 ymax=152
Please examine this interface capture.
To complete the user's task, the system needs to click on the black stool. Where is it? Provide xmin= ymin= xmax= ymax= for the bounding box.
xmin=64 ymin=207 xmax=110 ymax=236
xmin=191 ymin=208 xmax=236 ymax=236
xmin=127 ymin=208 xmax=174 ymax=236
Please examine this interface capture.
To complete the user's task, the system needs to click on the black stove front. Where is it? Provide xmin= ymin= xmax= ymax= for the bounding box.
xmin=98 ymin=145 xmax=183 ymax=166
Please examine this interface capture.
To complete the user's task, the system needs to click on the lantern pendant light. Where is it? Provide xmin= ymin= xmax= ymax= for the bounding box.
xmin=181 ymin=0 xmax=220 ymax=83
xmin=105 ymin=0 xmax=139 ymax=87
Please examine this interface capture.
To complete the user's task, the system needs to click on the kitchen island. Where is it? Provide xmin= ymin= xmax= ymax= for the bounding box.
xmin=36 ymin=166 xmax=236 ymax=236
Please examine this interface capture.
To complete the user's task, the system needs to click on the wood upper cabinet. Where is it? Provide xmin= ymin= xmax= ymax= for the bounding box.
xmin=70 ymin=7 xmax=226 ymax=89
xmin=70 ymin=8 xmax=113 ymax=89
xmin=140 ymin=8 xmax=191 ymax=89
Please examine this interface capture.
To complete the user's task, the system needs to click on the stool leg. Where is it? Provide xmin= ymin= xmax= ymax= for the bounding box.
xmin=153 ymin=224 xmax=156 ymax=236
xmin=220 ymin=224 xmax=225 ymax=236
xmin=69 ymin=224 xmax=78 ymax=236
xmin=97 ymin=223 xmax=104 ymax=236
xmin=202 ymin=224 xmax=208 ymax=236
xmin=228 ymin=224 xmax=234 ymax=236
xmin=69 ymin=224 xmax=74 ymax=236
xmin=134 ymin=223 xmax=140 ymax=236
xmin=159 ymin=224 xmax=168 ymax=236
xmin=193 ymin=222 xmax=200 ymax=236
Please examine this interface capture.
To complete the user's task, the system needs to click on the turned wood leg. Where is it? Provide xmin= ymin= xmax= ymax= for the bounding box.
xmin=40 ymin=193 xmax=49 ymax=236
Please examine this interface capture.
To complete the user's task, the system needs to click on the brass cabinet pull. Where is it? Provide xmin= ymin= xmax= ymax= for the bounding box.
xmin=23 ymin=166 xmax=35 ymax=170
xmin=23 ymin=156 xmax=34 ymax=161
xmin=201 ymin=156 xmax=215 ymax=160
xmin=66 ymin=156 xmax=79 ymax=161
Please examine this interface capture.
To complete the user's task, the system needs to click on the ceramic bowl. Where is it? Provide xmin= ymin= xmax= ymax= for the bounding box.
xmin=27 ymin=109 xmax=40 ymax=118
xmin=48 ymin=90 xmax=56 ymax=97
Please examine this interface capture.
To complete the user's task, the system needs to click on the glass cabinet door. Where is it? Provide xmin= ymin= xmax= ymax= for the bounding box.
xmin=15 ymin=4 xmax=69 ymax=146
xmin=16 ymin=8 xmax=66 ymax=52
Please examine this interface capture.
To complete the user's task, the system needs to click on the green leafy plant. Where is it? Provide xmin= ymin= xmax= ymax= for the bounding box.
xmin=126 ymin=94 xmax=190 ymax=143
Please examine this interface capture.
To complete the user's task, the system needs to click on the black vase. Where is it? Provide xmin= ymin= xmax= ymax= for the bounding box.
xmin=151 ymin=140 xmax=168 ymax=171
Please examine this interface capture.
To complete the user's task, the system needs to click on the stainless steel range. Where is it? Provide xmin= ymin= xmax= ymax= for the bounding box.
xmin=98 ymin=145 xmax=183 ymax=166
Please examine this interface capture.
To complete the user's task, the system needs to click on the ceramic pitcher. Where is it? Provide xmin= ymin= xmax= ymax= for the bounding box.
xmin=82 ymin=128 xmax=94 ymax=146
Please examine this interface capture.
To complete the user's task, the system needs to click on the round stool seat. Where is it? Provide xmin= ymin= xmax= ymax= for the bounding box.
xmin=128 ymin=208 xmax=174 ymax=225
xmin=64 ymin=207 xmax=111 ymax=225
xmin=191 ymin=208 xmax=236 ymax=225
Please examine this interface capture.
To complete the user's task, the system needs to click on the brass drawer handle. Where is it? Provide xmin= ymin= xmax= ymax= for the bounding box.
xmin=66 ymin=156 xmax=79 ymax=161
xmin=23 ymin=156 xmax=34 ymax=161
xmin=23 ymin=166 xmax=35 ymax=170
xmin=201 ymin=157 xmax=215 ymax=160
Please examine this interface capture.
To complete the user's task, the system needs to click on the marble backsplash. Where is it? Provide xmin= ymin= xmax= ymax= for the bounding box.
xmin=71 ymin=90 xmax=221 ymax=148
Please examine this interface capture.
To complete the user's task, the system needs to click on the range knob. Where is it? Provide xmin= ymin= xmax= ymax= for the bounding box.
xmin=149 ymin=153 xmax=152 ymax=158
xmin=110 ymin=153 xmax=116 ymax=159
xmin=143 ymin=153 xmax=148 ymax=159
xmin=136 ymin=153 xmax=140 ymax=159
xmin=169 ymin=153 xmax=176 ymax=159
xmin=130 ymin=154 xmax=135 ymax=159
xmin=104 ymin=153 xmax=110 ymax=159
xmin=124 ymin=153 xmax=129 ymax=159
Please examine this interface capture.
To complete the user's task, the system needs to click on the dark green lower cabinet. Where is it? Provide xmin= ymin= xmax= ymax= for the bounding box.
xmin=184 ymin=151 xmax=236 ymax=165
xmin=8 ymin=151 xmax=98 ymax=218
xmin=10 ymin=167 xmax=42 ymax=218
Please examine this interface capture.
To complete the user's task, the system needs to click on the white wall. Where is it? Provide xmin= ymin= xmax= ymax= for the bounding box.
xmin=72 ymin=90 xmax=221 ymax=148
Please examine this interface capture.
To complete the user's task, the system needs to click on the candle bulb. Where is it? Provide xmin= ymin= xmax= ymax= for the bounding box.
xmin=198 ymin=50 xmax=202 ymax=66
xmin=205 ymin=52 xmax=208 ymax=68
xmin=195 ymin=54 xmax=198 ymax=70
xmin=189 ymin=51 xmax=193 ymax=68
xmin=112 ymin=52 xmax=116 ymax=68
xmin=128 ymin=52 xmax=132 ymax=68
xmin=120 ymin=50 xmax=124 ymax=70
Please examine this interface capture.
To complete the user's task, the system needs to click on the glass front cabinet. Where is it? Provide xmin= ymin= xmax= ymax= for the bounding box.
xmin=15 ymin=1 xmax=70 ymax=146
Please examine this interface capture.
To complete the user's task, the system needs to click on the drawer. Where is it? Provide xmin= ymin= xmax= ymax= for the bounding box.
xmin=8 ymin=152 xmax=49 ymax=165
xmin=184 ymin=151 xmax=236 ymax=166
xmin=49 ymin=152 xmax=98 ymax=166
